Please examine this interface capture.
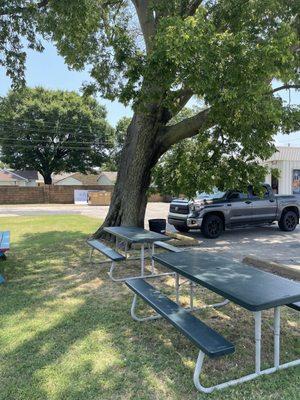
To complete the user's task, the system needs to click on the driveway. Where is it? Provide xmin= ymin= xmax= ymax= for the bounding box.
xmin=0 ymin=202 xmax=299 ymax=271
xmin=186 ymin=224 xmax=300 ymax=271
xmin=0 ymin=202 xmax=171 ymax=225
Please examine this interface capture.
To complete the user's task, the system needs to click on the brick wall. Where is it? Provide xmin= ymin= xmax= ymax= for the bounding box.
xmin=0 ymin=185 xmax=170 ymax=205
xmin=0 ymin=185 xmax=113 ymax=205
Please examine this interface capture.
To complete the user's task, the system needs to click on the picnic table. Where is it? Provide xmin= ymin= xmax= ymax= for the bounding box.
xmin=103 ymin=226 xmax=171 ymax=280
xmin=148 ymin=250 xmax=300 ymax=392
xmin=0 ymin=231 xmax=10 ymax=259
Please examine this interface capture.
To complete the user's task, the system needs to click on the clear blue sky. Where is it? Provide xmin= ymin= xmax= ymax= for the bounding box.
xmin=0 ymin=41 xmax=299 ymax=145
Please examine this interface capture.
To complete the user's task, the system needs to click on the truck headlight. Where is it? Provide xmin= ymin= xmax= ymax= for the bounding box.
xmin=191 ymin=203 xmax=204 ymax=212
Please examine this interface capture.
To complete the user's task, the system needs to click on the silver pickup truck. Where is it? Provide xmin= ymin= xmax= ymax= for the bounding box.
xmin=168 ymin=184 xmax=300 ymax=238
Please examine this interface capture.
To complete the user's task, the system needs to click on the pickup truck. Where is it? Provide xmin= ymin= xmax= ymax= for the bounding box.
xmin=168 ymin=184 xmax=300 ymax=238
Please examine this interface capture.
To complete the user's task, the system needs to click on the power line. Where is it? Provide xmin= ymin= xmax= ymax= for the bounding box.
xmin=0 ymin=117 xmax=110 ymax=130
xmin=0 ymin=123 xmax=111 ymax=141
xmin=0 ymin=136 xmax=110 ymax=145
xmin=0 ymin=140 xmax=109 ymax=148
xmin=0 ymin=126 xmax=113 ymax=145
xmin=0 ymin=144 xmax=106 ymax=151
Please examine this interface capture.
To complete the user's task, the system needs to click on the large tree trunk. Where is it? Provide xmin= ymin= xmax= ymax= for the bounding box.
xmin=43 ymin=172 xmax=52 ymax=185
xmin=94 ymin=112 xmax=165 ymax=237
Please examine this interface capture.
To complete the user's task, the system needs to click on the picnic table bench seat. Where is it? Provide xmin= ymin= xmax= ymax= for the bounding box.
xmin=125 ymin=278 xmax=235 ymax=358
xmin=154 ymin=241 xmax=183 ymax=253
xmin=0 ymin=231 xmax=10 ymax=259
xmin=287 ymin=301 xmax=300 ymax=311
xmin=87 ymin=239 xmax=125 ymax=262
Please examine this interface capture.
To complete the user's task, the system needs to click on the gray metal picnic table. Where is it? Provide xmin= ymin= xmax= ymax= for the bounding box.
xmin=103 ymin=226 xmax=171 ymax=280
xmin=152 ymin=250 xmax=300 ymax=390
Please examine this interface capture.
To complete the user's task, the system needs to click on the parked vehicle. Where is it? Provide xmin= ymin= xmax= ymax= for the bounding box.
xmin=168 ymin=184 xmax=300 ymax=238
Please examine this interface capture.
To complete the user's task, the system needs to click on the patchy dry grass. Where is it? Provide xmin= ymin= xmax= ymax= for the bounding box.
xmin=0 ymin=215 xmax=299 ymax=400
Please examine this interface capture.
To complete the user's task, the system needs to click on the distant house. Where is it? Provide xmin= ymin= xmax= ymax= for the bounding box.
xmin=53 ymin=171 xmax=117 ymax=187
xmin=0 ymin=169 xmax=38 ymax=187
xmin=53 ymin=173 xmax=82 ymax=186
xmin=13 ymin=170 xmax=39 ymax=187
xmin=97 ymin=171 xmax=117 ymax=186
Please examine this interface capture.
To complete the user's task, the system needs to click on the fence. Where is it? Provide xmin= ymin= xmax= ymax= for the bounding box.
xmin=0 ymin=185 xmax=112 ymax=204
xmin=0 ymin=185 xmax=169 ymax=204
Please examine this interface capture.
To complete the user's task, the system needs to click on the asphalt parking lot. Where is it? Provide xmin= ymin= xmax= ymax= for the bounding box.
xmin=0 ymin=202 xmax=299 ymax=271
xmin=0 ymin=202 xmax=171 ymax=224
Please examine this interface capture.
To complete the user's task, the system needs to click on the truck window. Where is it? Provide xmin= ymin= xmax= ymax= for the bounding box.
xmin=250 ymin=187 xmax=270 ymax=200
xmin=228 ymin=192 xmax=248 ymax=201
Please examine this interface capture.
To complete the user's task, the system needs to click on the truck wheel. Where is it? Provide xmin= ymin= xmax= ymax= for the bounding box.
xmin=201 ymin=215 xmax=223 ymax=238
xmin=278 ymin=210 xmax=298 ymax=232
xmin=174 ymin=225 xmax=189 ymax=233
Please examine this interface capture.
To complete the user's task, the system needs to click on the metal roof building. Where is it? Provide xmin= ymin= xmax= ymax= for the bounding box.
xmin=264 ymin=146 xmax=300 ymax=195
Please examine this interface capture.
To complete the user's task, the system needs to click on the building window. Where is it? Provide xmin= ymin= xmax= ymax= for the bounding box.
xmin=271 ymin=174 xmax=279 ymax=194
xmin=292 ymin=170 xmax=300 ymax=194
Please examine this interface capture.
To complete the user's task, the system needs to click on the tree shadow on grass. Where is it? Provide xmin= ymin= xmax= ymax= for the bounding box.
xmin=0 ymin=230 xmax=299 ymax=400
xmin=1 ymin=288 xmax=299 ymax=400
xmin=0 ymin=229 xmax=203 ymax=399
xmin=0 ymin=276 xmax=195 ymax=399
xmin=0 ymin=230 xmax=91 ymax=317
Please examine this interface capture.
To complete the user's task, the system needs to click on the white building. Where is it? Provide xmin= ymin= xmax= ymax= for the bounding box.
xmin=53 ymin=171 xmax=117 ymax=187
xmin=264 ymin=146 xmax=300 ymax=195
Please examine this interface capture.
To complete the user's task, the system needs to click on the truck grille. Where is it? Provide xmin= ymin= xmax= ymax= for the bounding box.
xmin=169 ymin=204 xmax=189 ymax=214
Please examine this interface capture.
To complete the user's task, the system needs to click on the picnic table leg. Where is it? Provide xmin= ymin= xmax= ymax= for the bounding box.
xmin=141 ymin=244 xmax=145 ymax=277
xmin=146 ymin=243 xmax=153 ymax=273
xmin=88 ymin=248 xmax=94 ymax=262
xmin=151 ymin=243 xmax=155 ymax=274
xmin=274 ymin=307 xmax=280 ymax=369
xmin=115 ymin=237 xmax=119 ymax=251
xmin=193 ymin=307 xmax=298 ymax=393
xmin=189 ymin=281 xmax=194 ymax=310
xmin=175 ymin=273 xmax=180 ymax=304
xmin=254 ymin=311 xmax=262 ymax=374
xmin=130 ymin=294 xmax=161 ymax=322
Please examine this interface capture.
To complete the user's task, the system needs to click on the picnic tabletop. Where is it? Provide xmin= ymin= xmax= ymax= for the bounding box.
xmin=153 ymin=250 xmax=300 ymax=311
xmin=0 ymin=231 xmax=10 ymax=252
xmin=103 ymin=226 xmax=170 ymax=244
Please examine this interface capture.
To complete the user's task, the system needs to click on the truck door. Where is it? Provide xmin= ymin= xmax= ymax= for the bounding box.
xmin=250 ymin=186 xmax=277 ymax=222
xmin=227 ymin=191 xmax=253 ymax=226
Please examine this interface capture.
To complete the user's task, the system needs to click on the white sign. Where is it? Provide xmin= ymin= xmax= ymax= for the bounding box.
xmin=74 ymin=190 xmax=89 ymax=204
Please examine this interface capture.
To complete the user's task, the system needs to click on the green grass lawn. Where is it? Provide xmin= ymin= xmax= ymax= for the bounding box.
xmin=0 ymin=215 xmax=299 ymax=400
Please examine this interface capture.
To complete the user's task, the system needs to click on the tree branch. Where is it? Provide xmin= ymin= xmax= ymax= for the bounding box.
xmin=171 ymin=87 xmax=193 ymax=114
xmin=186 ymin=0 xmax=204 ymax=16
xmin=132 ymin=0 xmax=155 ymax=52
xmin=159 ymin=107 xmax=211 ymax=149
xmin=272 ymin=84 xmax=300 ymax=94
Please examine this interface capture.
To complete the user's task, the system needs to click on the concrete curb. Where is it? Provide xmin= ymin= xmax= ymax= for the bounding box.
xmin=166 ymin=231 xmax=199 ymax=246
xmin=243 ymin=256 xmax=300 ymax=281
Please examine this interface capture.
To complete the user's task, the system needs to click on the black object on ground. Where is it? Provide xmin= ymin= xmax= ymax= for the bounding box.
xmin=148 ymin=219 xmax=166 ymax=234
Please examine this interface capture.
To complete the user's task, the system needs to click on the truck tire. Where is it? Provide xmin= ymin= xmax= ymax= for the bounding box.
xmin=201 ymin=214 xmax=224 ymax=238
xmin=278 ymin=210 xmax=298 ymax=232
xmin=174 ymin=225 xmax=189 ymax=233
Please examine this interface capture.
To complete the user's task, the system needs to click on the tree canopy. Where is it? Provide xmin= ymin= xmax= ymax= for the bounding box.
xmin=0 ymin=0 xmax=49 ymax=87
xmin=1 ymin=1 xmax=299 ymax=227
xmin=0 ymin=87 xmax=113 ymax=183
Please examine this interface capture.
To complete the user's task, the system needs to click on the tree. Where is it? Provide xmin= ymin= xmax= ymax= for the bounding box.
xmin=0 ymin=0 xmax=49 ymax=87
xmin=1 ymin=1 xmax=299 ymax=233
xmin=0 ymin=87 xmax=114 ymax=184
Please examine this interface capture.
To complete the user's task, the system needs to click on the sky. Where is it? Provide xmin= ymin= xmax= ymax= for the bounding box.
xmin=0 ymin=41 xmax=299 ymax=146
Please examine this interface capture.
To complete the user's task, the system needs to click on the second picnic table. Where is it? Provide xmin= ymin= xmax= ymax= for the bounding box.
xmin=103 ymin=226 xmax=171 ymax=279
